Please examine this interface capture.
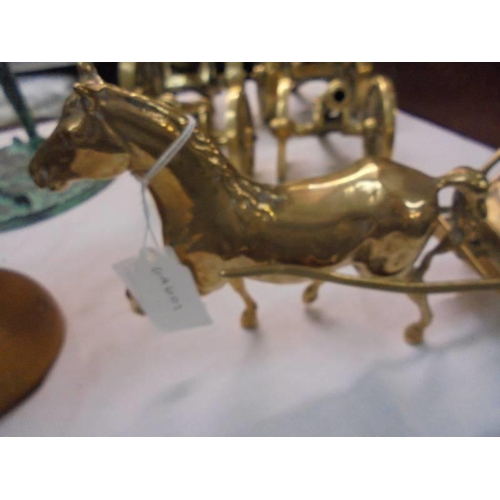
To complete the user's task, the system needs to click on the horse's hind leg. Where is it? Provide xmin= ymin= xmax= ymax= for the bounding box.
xmin=405 ymin=293 xmax=432 ymax=345
xmin=303 ymin=280 xmax=323 ymax=304
xmin=403 ymin=236 xmax=452 ymax=344
xmin=229 ymin=278 xmax=258 ymax=329
xmin=126 ymin=289 xmax=145 ymax=315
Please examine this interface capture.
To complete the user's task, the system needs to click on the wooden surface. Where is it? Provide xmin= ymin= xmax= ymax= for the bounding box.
xmin=374 ymin=63 xmax=500 ymax=148
xmin=94 ymin=62 xmax=500 ymax=148
xmin=0 ymin=269 xmax=64 ymax=416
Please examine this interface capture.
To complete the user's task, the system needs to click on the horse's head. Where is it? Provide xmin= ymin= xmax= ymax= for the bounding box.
xmin=30 ymin=63 xmax=130 ymax=190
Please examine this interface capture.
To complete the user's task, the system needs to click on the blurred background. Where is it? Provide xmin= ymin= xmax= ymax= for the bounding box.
xmin=2 ymin=62 xmax=499 ymax=148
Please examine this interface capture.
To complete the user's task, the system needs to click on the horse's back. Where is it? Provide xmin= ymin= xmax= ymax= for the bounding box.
xmin=276 ymin=157 xmax=438 ymax=226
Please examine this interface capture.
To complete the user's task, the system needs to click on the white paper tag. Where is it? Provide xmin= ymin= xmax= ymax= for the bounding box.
xmin=114 ymin=247 xmax=212 ymax=332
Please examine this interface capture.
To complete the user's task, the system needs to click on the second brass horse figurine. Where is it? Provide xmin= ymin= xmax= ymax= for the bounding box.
xmin=30 ymin=65 xmax=496 ymax=344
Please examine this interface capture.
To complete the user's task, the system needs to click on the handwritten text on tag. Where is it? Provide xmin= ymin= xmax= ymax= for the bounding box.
xmin=114 ymin=247 xmax=212 ymax=332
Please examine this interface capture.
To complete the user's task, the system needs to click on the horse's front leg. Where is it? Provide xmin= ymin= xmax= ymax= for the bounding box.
xmin=229 ymin=278 xmax=258 ymax=329
xmin=303 ymin=280 xmax=323 ymax=304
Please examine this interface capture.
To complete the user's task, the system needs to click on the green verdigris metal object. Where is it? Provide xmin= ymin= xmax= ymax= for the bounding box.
xmin=0 ymin=62 xmax=109 ymax=232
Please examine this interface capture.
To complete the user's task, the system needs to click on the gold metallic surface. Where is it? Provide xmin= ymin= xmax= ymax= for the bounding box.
xmin=30 ymin=65 xmax=495 ymax=345
xmin=221 ymin=263 xmax=500 ymax=293
xmin=119 ymin=62 xmax=255 ymax=177
xmin=253 ymin=62 xmax=397 ymax=181
xmin=445 ymin=151 xmax=500 ymax=279
xmin=120 ymin=62 xmax=396 ymax=182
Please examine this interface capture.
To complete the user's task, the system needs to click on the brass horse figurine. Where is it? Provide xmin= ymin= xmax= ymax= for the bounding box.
xmin=30 ymin=64 xmax=493 ymax=344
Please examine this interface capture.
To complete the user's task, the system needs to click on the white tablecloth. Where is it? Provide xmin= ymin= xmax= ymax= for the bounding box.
xmin=1 ymin=104 xmax=499 ymax=436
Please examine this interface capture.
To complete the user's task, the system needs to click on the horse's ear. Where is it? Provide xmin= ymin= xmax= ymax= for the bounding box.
xmin=77 ymin=62 xmax=103 ymax=86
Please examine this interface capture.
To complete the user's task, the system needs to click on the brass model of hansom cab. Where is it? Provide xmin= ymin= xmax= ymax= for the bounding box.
xmin=29 ymin=64 xmax=500 ymax=346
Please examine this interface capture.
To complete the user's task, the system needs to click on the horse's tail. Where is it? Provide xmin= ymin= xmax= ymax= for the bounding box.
xmin=435 ymin=166 xmax=489 ymax=194
xmin=435 ymin=148 xmax=500 ymax=193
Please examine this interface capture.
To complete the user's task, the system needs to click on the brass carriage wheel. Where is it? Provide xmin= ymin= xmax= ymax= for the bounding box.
xmin=270 ymin=76 xmax=294 ymax=182
xmin=254 ymin=63 xmax=282 ymax=124
xmin=361 ymin=75 xmax=397 ymax=158
xmin=118 ymin=62 xmax=165 ymax=97
xmin=224 ymin=85 xmax=255 ymax=177
xmin=118 ymin=62 xmax=136 ymax=90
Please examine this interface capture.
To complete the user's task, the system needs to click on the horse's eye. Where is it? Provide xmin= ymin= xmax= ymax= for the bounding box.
xmin=73 ymin=127 xmax=85 ymax=139
xmin=80 ymin=95 xmax=96 ymax=113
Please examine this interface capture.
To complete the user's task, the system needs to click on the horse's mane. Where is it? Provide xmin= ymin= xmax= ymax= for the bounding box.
xmin=107 ymin=85 xmax=223 ymax=162
xmin=103 ymin=84 xmax=281 ymax=217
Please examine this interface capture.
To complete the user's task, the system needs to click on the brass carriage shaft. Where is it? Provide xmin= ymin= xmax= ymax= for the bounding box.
xmin=220 ymin=265 xmax=500 ymax=294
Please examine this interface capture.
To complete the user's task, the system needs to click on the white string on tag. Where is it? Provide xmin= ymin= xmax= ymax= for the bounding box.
xmin=115 ymin=114 xmax=212 ymax=331
xmin=136 ymin=115 xmax=196 ymax=251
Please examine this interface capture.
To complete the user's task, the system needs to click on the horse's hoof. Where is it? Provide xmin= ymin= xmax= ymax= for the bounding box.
xmin=241 ymin=309 xmax=258 ymax=329
xmin=405 ymin=324 xmax=424 ymax=345
xmin=303 ymin=286 xmax=318 ymax=304
xmin=126 ymin=289 xmax=145 ymax=316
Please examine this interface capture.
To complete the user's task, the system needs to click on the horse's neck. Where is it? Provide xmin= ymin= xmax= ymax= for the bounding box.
xmin=106 ymin=103 xmax=246 ymax=243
